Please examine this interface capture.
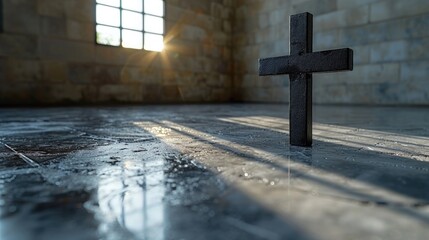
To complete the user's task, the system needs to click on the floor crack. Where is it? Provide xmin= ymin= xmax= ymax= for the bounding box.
xmin=1 ymin=142 xmax=41 ymax=168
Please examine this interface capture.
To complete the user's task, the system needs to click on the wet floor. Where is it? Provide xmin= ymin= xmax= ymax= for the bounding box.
xmin=0 ymin=104 xmax=428 ymax=240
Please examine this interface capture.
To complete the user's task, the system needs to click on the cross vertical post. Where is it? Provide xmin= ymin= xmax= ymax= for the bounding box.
xmin=258 ymin=12 xmax=353 ymax=147
xmin=289 ymin=13 xmax=313 ymax=147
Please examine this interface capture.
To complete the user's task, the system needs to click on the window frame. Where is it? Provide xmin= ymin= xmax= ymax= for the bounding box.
xmin=94 ymin=0 xmax=166 ymax=51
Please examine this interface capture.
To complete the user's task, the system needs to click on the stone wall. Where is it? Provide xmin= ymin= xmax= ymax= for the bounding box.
xmin=233 ymin=0 xmax=429 ymax=105
xmin=0 ymin=0 xmax=233 ymax=105
xmin=2 ymin=0 xmax=428 ymax=105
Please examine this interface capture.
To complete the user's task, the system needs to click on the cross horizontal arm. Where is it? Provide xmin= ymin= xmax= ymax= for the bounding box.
xmin=259 ymin=48 xmax=353 ymax=76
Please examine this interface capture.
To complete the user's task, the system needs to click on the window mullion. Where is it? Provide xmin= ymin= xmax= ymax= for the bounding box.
xmin=120 ymin=0 xmax=123 ymax=47
xmin=96 ymin=0 xmax=164 ymax=51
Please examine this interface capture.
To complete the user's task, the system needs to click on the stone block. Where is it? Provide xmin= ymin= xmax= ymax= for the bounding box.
xmin=6 ymin=59 xmax=41 ymax=83
xmin=242 ymin=16 xmax=259 ymax=32
xmin=40 ymin=16 xmax=67 ymax=38
xmin=37 ymin=0 xmax=65 ymax=17
xmin=68 ymin=63 xmax=94 ymax=84
xmin=166 ymin=39 xmax=198 ymax=56
xmin=40 ymin=38 xmax=95 ymax=63
xmin=408 ymin=37 xmax=429 ymax=60
xmin=80 ymin=85 xmax=99 ymax=103
xmin=351 ymin=45 xmax=370 ymax=65
xmin=95 ymin=46 xmax=139 ymax=66
xmin=0 ymin=34 xmax=38 ymax=58
xmin=0 ymin=83 xmax=36 ymax=105
xmin=399 ymin=81 xmax=429 ymax=104
xmin=400 ymin=61 xmax=429 ymax=82
xmin=67 ymin=20 xmax=94 ymax=42
xmin=137 ymin=68 xmax=162 ymax=85
xmin=192 ymin=57 xmax=212 ymax=73
xmin=34 ymin=84 xmax=84 ymax=104
xmin=269 ymin=9 xmax=286 ymax=26
xmin=223 ymin=20 xmax=232 ymax=33
xmin=93 ymin=66 xmax=122 ymax=84
xmin=165 ymin=5 xmax=187 ymax=21
xmin=217 ymin=59 xmax=232 ymax=74
xmin=255 ymin=27 xmax=279 ymax=44
xmin=202 ymin=44 xmax=220 ymax=58
xmin=161 ymin=86 xmax=182 ymax=101
xmin=259 ymin=42 xmax=281 ymax=61
xmin=120 ymin=67 xmax=145 ymax=84
xmin=221 ymin=7 xmax=232 ymax=20
xmin=0 ymin=58 xmax=6 ymax=83
xmin=241 ymin=74 xmax=259 ymax=87
xmin=313 ymin=72 xmax=339 ymax=85
xmin=314 ymin=5 xmax=369 ymax=32
xmin=64 ymin=0 xmax=94 ymax=23
xmin=172 ymin=71 xmax=197 ymax=86
xmin=259 ymin=0 xmax=283 ymax=13
xmin=193 ymin=14 xmax=214 ymax=30
xmin=339 ymin=24 xmax=377 ymax=46
xmin=161 ymin=70 xmax=177 ymax=86
xmin=314 ymin=30 xmax=339 ymax=50
xmin=142 ymin=84 xmax=162 ymax=102
xmin=181 ymin=25 xmax=207 ymax=41
xmin=209 ymin=88 xmax=230 ymax=102
xmin=375 ymin=82 xmax=415 ymax=104
xmin=316 ymin=84 xmax=349 ymax=103
xmin=177 ymin=86 xmax=210 ymax=102
xmin=292 ymin=0 xmax=337 ymax=16
xmin=370 ymin=40 xmax=408 ymax=63
xmin=41 ymin=60 xmax=67 ymax=83
xmin=223 ymin=0 xmax=233 ymax=7
xmin=3 ymin=0 xmax=39 ymax=34
xmin=99 ymin=84 xmax=143 ymax=102
xmin=220 ymin=74 xmax=231 ymax=87
xmin=337 ymin=63 xmax=400 ymax=84
xmin=406 ymin=14 xmax=429 ymax=39
xmin=339 ymin=14 xmax=429 ymax=46
xmin=337 ymin=0 xmax=379 ymax=10
xmin=213 ymin=32 xmax=230 ymax=45
xmin=261 ymin=75 xmax=288 ymax=88
xmin=370 ymin=0 xmax=429 ymax=23
xmin=258 ymin=13 xmax=270 ymax=29
xmin=345 ymin=84 xmax=377 ymax=104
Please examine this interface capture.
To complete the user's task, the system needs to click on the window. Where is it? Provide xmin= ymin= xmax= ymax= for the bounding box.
xmin=96 ymin=0 xmax=165 ymax=52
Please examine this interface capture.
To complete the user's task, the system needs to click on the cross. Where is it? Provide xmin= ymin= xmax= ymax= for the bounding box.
xmin=259 ymin=12 xmax=353 ymax=147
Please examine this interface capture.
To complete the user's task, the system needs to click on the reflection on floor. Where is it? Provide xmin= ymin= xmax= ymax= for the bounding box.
xmin=0 ymin=104 xmax=428 ymax=240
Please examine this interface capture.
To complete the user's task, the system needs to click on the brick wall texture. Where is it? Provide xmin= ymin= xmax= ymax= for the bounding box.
xmin=234 ymin=0 xmax=429 ymax=105
xmin=0 ymin=0 xmax=428 ymax=105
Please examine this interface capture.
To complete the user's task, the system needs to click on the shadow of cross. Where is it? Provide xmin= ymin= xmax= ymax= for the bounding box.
xmin=259 ymin=12 xmax=354 ymax=147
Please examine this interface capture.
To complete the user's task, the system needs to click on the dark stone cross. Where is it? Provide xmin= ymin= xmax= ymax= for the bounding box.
xmin=259 ymin=12 xmax=353 ymax=147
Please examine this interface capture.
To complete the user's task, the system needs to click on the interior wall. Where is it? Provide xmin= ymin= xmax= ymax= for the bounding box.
xmin=1 ymin=0 xmax=428 ymax=106
xmin=233 ymin=0 xmax=429 ymax=105
xmin=0 ymin=0 xmax=233 ymax=105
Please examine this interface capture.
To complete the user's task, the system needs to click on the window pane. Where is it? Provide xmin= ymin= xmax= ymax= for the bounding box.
xmin=96 ymin=0 xmax=120 ymax=7
xmin=122 ymin=10 xmax=143 ymax=30
xmin=144 ymin=0 xmax=164 ymax=17
xmin=96 ymin=25 xmax=120 ymax=46
xmin=144 ymin=15 xmax=163 ymax=34
xmin=122 ymin=0 xmax=143 ymax=12
xmin=96 ymin=5 xmax=120 ymax=27
xmin=122 ymin=30 xmax=143 ymax=49
xmin=144 ymin=33 xmax=163 ymax=52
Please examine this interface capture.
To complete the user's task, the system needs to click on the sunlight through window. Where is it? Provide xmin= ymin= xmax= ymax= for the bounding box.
xmin=96 ymin=0 xmax=164 ymax=52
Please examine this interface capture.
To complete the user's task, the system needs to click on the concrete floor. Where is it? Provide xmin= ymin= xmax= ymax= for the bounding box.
xmin=0 ymin=104 xmax=428 ymax=240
